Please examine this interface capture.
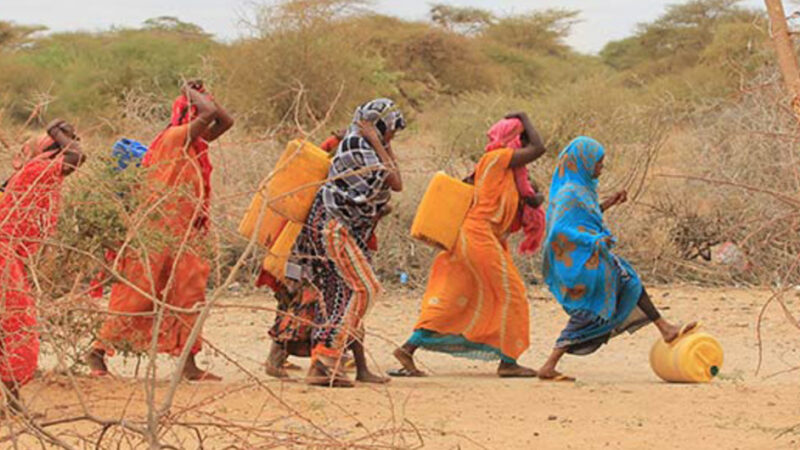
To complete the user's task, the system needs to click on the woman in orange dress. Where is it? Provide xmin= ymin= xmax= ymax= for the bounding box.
xmin=0 ymin=119 xmax=85 ymax=413
xmin=87 ymin=81 xmax=233 ymax=381
xmin=391 ymin=112 xmax=547 ymax=378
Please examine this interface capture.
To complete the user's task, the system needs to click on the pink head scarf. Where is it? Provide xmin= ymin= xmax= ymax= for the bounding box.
xmin=485 ymin=118 xmax=546 ymax=255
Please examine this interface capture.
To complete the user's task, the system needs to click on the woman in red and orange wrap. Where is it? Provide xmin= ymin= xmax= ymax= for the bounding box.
xmin=1 ymin=119 xmax=85 ymax=413
xmin=88 ymin=81 xmax=233 ymax=381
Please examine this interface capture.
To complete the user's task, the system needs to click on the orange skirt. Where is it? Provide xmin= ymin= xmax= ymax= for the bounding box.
xmin=412 ymin=219 xmax=530 ymax=362
xmin=96 ymin=246 xmax=209 ymax=356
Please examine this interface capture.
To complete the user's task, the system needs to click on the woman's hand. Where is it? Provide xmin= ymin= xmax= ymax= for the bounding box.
xmin=46 ymin=119 xmax=67 ymax=138
xmin=181 ymin=79 xmax=204 ymax=96
xmin=601 ymin=190 xmax=628 ymax=212
xmin=187 ymin=78 xmax=204 ymax=91
xmin=43 ymin=119 xmax=85 ymax=176
xmin=507 ymin=111 xmax=547 ymax=168
xmin=523 ymin=192 xmax=545 ymax=208
xmin=358 ymin=120 xmax=402 ymax=192
xmin=358 ymin=120 xmax=381 ymax=145
xmin=505 ymin=111 xmax=529 ymax=122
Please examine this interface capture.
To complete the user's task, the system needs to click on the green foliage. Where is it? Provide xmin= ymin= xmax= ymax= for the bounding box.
xmin=0 ymin=0 xmax=790 ymax=292
xmin=597 ymin=0 xmax=771 ymax=115
xmin=56 ymin=158 xmax=141 ymax=266
xmin=429 ymin=4 xmax=495 ymax=35
xmin=0 ymin=25 xmax=216 ymax=128
xmin=215 ymin=8 xmax=398 ymax=132
xmin=601 ymin=0 xmax=765 ymax=77
xmin=141 ymin=16 xmax=210 ymax=36
xmin=0 ymin=21 xmax=47 ymax=50
xmin=352 ymin=15 xmax=502 ymax=98
xmin=482 ymin=9 xmax=578 ymax=57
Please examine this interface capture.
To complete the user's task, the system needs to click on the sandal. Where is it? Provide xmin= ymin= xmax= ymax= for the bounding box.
xmin=387 ymin=367 xmax=427 ymax=377
xmin=539 ymin=374 xmax=576 ymax=382
xmin=497 ymin=366 xmax=538 ymax=378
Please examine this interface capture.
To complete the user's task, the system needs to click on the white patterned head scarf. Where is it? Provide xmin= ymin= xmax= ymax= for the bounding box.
xmin=349 ymin=98 xmax=406 ymax=139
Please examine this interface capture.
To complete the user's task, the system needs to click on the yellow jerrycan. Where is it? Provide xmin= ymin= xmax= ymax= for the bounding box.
xmin=237 ymin=189 xmax=287 ymax=248
xmin=266 ymin=139 xmax=330 ymax=223
xmin=649 ymin=325 xmax=723 ymax=383
xmin=238 ymin=139 xmax=330 ymax=246
xmin=262 ymin=221 xmax=304 ymax=280
xmin=410 ymin=171 xmax=475 ymax=251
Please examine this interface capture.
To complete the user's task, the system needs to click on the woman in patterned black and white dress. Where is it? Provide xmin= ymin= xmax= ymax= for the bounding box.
xmin=286 ymin=98 xmax=405 ymax=387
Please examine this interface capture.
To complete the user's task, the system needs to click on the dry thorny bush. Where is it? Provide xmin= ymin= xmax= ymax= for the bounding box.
xmin=2 ymin=67 xmax=800 ymax=445
xmin=0 ymin=95 xmax=433 ymax=448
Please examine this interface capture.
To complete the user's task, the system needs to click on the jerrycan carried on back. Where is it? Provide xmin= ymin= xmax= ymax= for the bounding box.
xmin=262 ymin=221 xmax=304 ymax=281
xmin=410 ymin=171 xmax=474 ymax=251
xmin=238 ymin=139 xmax=330 ymax=247
xmin=649 ymin=326 xmax=723 ymax=383
xmin=237 ymin=190 xmax=287 ymax=248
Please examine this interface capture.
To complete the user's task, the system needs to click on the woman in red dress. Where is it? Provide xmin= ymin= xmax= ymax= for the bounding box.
xmin=0 ymin=119 xmax=85 ymax=413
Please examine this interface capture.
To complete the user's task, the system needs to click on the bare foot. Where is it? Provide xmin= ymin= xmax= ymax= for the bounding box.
xmin=306 ymin=360 xmax=354 ymax=388
xmin=356 ymin=370 xmax=391 ymax=384
xmin=265 ymin=361 xmax=290 ymax=379
xmin=282 ymin=361 xmax=302 ymax=371
xmin=183 ymin=369 xmax=222 ymax=382
xmin=86 ymin=349 xmax=108 ymax=377
xmin=390 ymin=347 xmax=426 ymax=377
xmin=183 ymin=354 xmax=221 ymax=382
xmin=266 ymin=343 xmax=290 ymax=379
xmin=537 ymin=366 xmax=576 ymax=382
xmin=497 ymin=361 xmax=538 ymax=378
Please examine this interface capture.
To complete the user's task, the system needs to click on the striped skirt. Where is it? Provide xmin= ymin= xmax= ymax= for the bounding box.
xmin=291 ymin=198 xmax=380 ymax=361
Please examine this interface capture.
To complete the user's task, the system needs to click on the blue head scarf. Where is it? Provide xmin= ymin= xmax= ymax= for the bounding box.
xmin=543 ymin=137 xmax=642 ymax=320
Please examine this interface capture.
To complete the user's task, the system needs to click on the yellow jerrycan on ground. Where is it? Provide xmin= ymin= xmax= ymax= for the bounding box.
xmin=410 ymin=171 xmax=475 ymax=251
xmin=262 ymin=221 xmax=303 ymax=280
xmin=238 ymin=139 xmax=330 ymax=247
xmin=649 ymin=324 xmax=723 ymax=383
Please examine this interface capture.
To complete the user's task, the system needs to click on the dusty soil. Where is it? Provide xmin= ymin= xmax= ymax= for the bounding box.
xmin=8 ymin=286 xmax=800 ymax=449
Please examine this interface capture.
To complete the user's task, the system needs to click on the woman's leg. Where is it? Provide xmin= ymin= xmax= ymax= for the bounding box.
xmin=86 ymin=347 xmax=108 ymax=375
xmin=351 ymin=339 xmax=389 ymax=384
xmin=537 ymin=313 xmax=584 ymax=381
xmin=265 ymin=341 xmax=289 ymax=379
xmin=637 ymin=288 xmax=662 ymax=321
xmin=183 ymin=351 xmax=222 ymax=381
xmin=392 ymin=340 xmax=426 ymax=376
xmin=538 ymin=347 xmax=571 ymax=380
xmin=1 ymin=381 xmax=21 ymax=414
xmin=307 ymin=223 xmax=378 ymax=387
xmin=639 ymin=288 xmax=697 ymax=342
xmin=497 ymin=358 xmax=538 ymax=377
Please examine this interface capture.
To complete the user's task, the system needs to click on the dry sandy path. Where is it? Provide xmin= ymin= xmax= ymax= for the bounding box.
xmin=12 ymin=287 xmax=800 ymax=449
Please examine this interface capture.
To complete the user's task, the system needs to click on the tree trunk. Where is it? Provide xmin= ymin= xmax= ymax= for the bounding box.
xmin=765 ymin=0 xmax=800 ymax=122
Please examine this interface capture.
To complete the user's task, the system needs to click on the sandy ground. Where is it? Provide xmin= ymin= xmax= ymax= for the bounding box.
xmin=6 ymin=286 xmax=800 ymax=449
